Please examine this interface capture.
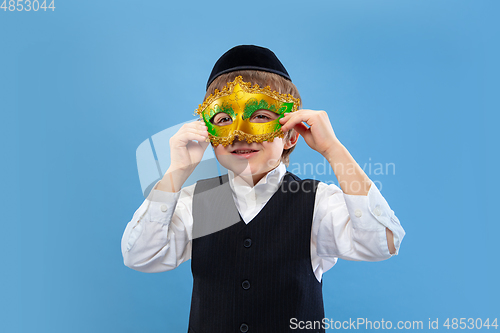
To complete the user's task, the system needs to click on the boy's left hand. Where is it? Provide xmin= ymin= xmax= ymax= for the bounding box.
xmin=279 ymin=109 xmax=341 ymax=157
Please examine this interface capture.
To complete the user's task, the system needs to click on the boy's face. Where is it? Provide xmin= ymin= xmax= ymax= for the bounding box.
xmin=198 ymin=76 xmax=300 ymax=183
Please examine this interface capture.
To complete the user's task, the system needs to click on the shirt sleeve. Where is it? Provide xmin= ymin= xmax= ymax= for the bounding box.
xmin=311 ymin=181 xmax=405 ymax=279
xmin=121 ymin=180 xmax=195 ymax=273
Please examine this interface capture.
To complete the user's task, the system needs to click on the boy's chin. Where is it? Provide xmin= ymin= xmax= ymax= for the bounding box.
xmin=217 ymin=155 xmax=250 ymax=173
xmin=217 ymin=157 xmax=262 ymax=179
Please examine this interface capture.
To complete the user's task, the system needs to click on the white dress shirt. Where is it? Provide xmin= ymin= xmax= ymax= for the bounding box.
xmin=121 ymin=163 xmax=405 ymax=282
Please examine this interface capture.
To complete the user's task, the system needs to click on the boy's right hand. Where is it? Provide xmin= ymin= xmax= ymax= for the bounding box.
xmin=156 ymin=121 xmax=209 ymax=193
xmin=168 ymin=120 xmax=210 ymax=176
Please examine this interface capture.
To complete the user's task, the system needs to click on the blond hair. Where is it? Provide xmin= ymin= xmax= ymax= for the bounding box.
xmin=205 ymin=70 xmax=301 ymax=166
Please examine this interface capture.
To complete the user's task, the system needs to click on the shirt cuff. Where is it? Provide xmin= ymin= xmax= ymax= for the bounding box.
xmin=145 ymin=180 xmax=181 ymax=224
xmin=343 ymin=181 xmax=405 ymax=255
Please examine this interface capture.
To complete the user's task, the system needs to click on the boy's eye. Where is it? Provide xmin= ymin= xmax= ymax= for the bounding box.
xmin=211 ymin=113 xmax=233 ymax=126
xmin=250 ymin=110 xmax=278 ymax=123
xmin=255 ymin=114 xmax=269 ymax=119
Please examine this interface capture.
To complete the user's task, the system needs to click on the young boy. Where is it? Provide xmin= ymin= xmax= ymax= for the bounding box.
xmin=121 ymin=45 xmax=405 ymax=333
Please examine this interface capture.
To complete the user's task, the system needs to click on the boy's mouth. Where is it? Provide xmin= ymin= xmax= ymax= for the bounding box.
xmin=231 ymin=149 xmax=259 ymax=155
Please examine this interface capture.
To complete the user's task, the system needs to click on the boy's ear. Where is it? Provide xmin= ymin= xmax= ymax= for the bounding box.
xmin=284 ymin=131 xmax=299 ymax=149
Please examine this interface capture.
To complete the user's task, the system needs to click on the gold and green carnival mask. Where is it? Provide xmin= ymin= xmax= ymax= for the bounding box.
xmin=195 ymin=76 xmax=300 ymax=147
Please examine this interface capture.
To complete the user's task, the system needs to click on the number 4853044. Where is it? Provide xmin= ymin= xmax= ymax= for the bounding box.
xmin=1 ymin=0 xmax=56 ymax=11
xmin=443 ymin=318 xmax=498 ymax=330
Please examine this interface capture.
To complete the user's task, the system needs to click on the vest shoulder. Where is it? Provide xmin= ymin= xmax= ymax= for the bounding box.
xmin=282 ymin=172 xmax=321 ymax=195
xmin=285 ymin=172 xmax=321 ymax=184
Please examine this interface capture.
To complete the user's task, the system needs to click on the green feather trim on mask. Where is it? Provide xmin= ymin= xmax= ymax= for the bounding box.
xmin=242 ymin=98 xmax=280 ymax=120
xmin=204 ymin=102 xmax=236 ymax=122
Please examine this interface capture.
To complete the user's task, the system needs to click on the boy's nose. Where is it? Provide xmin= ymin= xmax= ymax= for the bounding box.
xmin=232 ymin=134 xmax=245 ymax=143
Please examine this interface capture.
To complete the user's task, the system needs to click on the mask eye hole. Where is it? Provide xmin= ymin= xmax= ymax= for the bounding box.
xmin=249 ymin=110 xmax=279 ymax=123
xmin=211 ymin=112 xmax=233 ymax=126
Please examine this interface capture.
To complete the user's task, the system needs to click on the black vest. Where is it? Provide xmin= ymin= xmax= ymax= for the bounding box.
xmin=189 ymin=172 xmax=325 ymax=333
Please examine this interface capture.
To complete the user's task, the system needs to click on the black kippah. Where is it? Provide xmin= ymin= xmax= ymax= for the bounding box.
xmin=206 ymin=45 xmax=291 ymax=91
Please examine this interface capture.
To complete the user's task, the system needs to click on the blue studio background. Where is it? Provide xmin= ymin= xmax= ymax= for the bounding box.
xmin=1 ymin=0 xmax=498 ymax=332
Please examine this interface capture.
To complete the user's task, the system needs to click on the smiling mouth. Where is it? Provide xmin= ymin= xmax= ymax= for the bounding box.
xmin=231 ymin=149 xmax=259 ymax=155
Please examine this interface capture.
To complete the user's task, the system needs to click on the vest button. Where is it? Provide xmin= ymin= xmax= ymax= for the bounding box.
xmin=241 ymin=280 xmax=251 ymax=290
xmin=243 ymin=238 xmax=252 ymax=248
xmin=240 ymin=323 xmax=249 ymax=332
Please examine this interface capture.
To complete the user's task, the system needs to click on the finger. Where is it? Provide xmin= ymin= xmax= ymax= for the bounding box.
xmin=174 ymin=132 xmax=208 ymax=146
xmin=183 ymin=121 xmax=208 ymax=132
xmin=180 ymin=127 xmax=208 ymax=137
xmin=279 ymin=111 xmax=297 ymax=122
xmin=193 ymin=122 xmax=209 ymax=135
xmin=182 ymin=122 xmax=199 ymax=129
xmin=280 ymin=113 xmax=311 ymax=132
xmin=195 ymin=121 xmax=208 ymax=130
xmin=281 ymin=109 xmax=317 ymax=120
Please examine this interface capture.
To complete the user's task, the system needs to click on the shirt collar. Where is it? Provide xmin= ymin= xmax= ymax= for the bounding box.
xmin=228 ymin=162 xmax=287 ymax=195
